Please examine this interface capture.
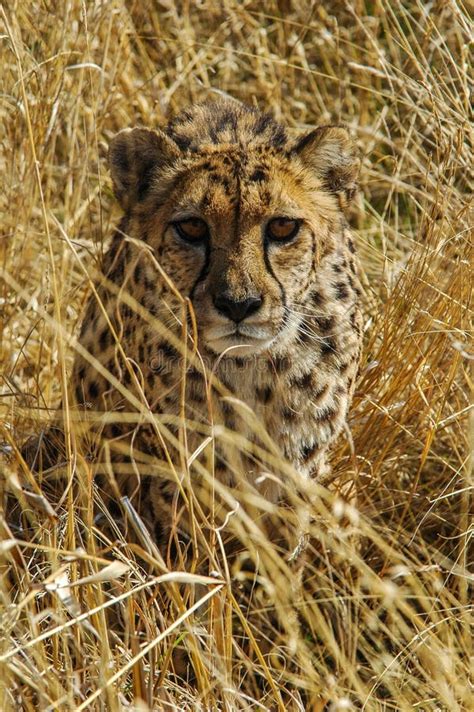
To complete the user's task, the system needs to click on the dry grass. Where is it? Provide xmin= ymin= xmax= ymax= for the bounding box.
xmin=0 ymin=1 xmax=472 ymax=710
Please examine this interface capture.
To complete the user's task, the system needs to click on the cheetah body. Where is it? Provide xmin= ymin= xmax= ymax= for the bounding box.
xmin=72 ymin=101 xmax=363 ymax=533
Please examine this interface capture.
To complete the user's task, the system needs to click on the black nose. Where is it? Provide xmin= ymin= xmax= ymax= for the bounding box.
xmin=213 ymin=293 xmax=263 ymax=322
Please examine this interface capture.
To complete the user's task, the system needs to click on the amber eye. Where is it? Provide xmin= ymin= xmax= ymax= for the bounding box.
xmin=173 ymin=217 xmax=209 ymax=243
xmin=266 ymin=217 xmax=300 ymax=243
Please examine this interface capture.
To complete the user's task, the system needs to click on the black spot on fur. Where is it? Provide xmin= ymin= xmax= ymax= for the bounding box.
xmin=221 ymin=400 xmax=234 ymax=417
xmin=186 ymin=367 xmax=202 ymax=380
xmin=314 ymin=316 xmax=335 ymax=333
xmin=291 ymin=371 xmax=313 ymax=389
xmin=254 ymin=114 xmax=273 ymax=135
xmin=154 ymin=520 xmax=164 ymax=543
xmin=224 ymin=415 xmax=236 ymax=430
xmin=209 ymin=125 xmax=219 ymax=143
xmin=249 ymin=168 xmax=266 ymax=182
xmin=215 ymin=459 xmax=227 ymax=474
xmin=335 ymin=282 xmax=349 ymax=300
xmin=282 ymin=407 xmax=298 ymax=422
xmin=159 ymin=342 xmax=178 ymax=360
xmin=271 ymin=125 xmax=287 ymax=147
xmin=172 ymin=134 xmax=191 ymax=151
xmin=297 ymin=321 xmax=312 ymax=343
xmin=110 ymin=424 xmax=122 ymax=439
xmin=256 ymin=386 xmax=273 ymax=404
xmin=120 ymin=304 xmax=133 ymax=320
xmin=99 ymin=329 xmax=109 ymax=350
xmin=301 ymin=440 xmax=319 ymax=461
xmin=160 ymin=371 xmax=174 ymax=387
xmin=332 ymin=263 xmax=343 ymax=274
xmin=312 ymin=290 xmax=325 ymax=307
xmin=137 ymin=162 xmax=157 ymax=202
xmin=209 ymin=172 xmax=224 ymax=183
xmin=320 ymin=337 xmax=337 ymax=359
xmin=216 ymin=108 xmax=238 ymax=133
xmin=348 ymin=238 xmax=356 ymax=253
xmin=89 ymin=381 xmax=99 ymax=400
xmin=142 ymin=270 xmax=153 ymax=292
xmin=273 ymin=356 xmax=290 ymax=373
xmin=134 ymin=263 xmax=142 ymax=283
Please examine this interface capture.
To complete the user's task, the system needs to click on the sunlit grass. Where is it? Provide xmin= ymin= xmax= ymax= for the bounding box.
xmin=0 ymin=1 xmax=472 ymax=709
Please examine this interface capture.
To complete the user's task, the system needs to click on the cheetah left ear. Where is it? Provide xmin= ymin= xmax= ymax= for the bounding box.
xmin=109 ymin=128 xmax=180 ymax=211
xmin=293 ymin=126 xmax=359 ymax=202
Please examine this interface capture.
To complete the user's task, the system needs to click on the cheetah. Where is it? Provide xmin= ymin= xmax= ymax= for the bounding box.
xmin=70 ymin=100 xmax=363 ymax=548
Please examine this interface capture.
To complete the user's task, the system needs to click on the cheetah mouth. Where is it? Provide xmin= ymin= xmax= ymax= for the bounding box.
xmin=204 ymin=328 xmax=276 ymax=357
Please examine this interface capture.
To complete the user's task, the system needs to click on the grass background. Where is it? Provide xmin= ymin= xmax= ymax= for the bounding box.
xmin=0 ymin=1 xmax=472 ymax=710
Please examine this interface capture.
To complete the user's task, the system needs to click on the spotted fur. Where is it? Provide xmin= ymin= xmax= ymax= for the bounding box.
xmin=72 ymin=101 xmax=363 ymax=540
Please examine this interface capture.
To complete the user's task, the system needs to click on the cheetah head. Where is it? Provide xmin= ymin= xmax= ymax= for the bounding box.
xmin=109 ymin=101 xmax=359 ymax=358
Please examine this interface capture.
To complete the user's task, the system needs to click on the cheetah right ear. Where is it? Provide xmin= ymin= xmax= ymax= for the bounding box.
xmin=293 ymin=126 xmax=359 ymax=202
xmin=109 ymin=128 xmax=180 ymax=210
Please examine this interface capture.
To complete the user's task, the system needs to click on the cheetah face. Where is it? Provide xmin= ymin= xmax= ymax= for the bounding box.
xmin=109 ymin=102 xmax=358 ymax=358
xmin=160 ymin=168 xmax=320 ymax=357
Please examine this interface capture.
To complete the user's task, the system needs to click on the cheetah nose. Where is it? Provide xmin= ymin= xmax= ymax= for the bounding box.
xmin=213 ymin=293 xmax=263 ymax=322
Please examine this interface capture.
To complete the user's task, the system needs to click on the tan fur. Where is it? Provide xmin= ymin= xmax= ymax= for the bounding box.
xmin=72 ymin=101 xmax=363 ymax=543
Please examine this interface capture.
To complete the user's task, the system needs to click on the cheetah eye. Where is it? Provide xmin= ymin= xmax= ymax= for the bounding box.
xmin=173 ymin=217 xmax=209 ymax=243
xmin=266 ymin=217 xmax=300 ymax=243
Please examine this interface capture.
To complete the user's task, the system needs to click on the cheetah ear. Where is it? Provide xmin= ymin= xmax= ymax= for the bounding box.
xmin=293 ymin=126 xmax=359 ymax=202
xmin=109 ymin=128 xmax=180 ymax=210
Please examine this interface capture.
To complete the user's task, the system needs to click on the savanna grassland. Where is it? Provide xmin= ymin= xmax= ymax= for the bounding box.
xmin=0 ymin=1 xmax=472 ymax=710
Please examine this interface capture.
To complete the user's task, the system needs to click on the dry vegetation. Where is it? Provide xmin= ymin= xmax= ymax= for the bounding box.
xmin=0 ymin=1 xmax=472 ymax=710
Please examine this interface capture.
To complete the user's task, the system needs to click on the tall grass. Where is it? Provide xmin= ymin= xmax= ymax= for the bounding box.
xmin=0 ymin=1 xmax=472 ymax=709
